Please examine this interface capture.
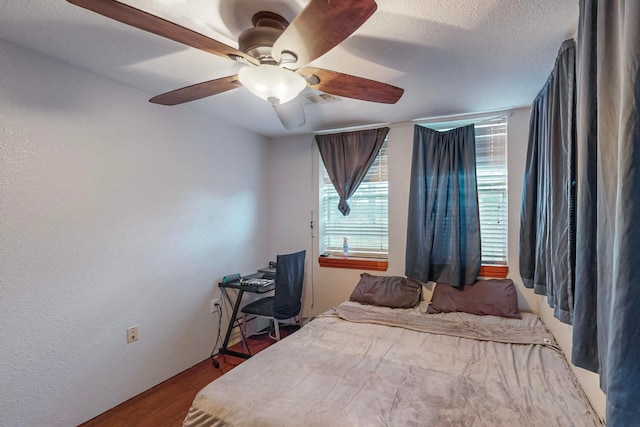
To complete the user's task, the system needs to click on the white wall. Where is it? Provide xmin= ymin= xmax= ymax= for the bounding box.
xmin=267 ymin=107 xmax=605 ymax=419
xmin=0 ymin=41 xmax=270 ymax=426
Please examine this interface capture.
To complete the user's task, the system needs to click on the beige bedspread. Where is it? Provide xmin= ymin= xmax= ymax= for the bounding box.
xmin=183 ymin=302 xmax=603 ymax=426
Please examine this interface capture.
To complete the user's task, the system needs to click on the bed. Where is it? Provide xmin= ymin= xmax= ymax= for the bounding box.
xmin=184 ymin=276 xmax=603 ymax=427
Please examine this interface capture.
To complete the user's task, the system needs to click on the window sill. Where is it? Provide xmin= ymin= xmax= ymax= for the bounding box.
xmin=318 ymin=256 xmax=388 ymax=271
xmin=317 ymin=257 xmax=507 ymax=278
xmin=478 ymin=265 xmax=508 ymax=278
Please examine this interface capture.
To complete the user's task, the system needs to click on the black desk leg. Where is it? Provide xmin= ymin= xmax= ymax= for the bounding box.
xmin=219 ymin=288 xmax=252 ymax=359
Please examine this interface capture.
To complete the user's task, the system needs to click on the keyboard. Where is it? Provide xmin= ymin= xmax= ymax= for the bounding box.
xmin=239 ymin=278 xmax=274 ymax=287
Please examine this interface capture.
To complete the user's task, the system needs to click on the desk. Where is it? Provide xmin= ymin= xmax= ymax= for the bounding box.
xmin=218 ymin=273 xmax=275 ymax=359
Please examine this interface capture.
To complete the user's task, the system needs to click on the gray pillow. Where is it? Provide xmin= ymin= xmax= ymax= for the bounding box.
xmin=350 ymin=273 xmax=422 ymax=308
xmin=428 ymin=279 xmax=521 ymax=319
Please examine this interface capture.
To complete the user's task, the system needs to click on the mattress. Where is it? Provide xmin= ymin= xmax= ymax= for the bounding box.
xmin=183 ymin=301 xmax=604 ymax=426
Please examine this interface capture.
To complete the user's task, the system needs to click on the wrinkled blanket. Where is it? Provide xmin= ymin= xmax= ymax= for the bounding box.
xmin=184 ymin=302 xmax=603 ymax=427
xmin=322 ymin=304 xmax=560 ymax=350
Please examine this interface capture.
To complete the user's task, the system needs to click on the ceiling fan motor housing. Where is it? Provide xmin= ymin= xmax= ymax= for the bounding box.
xmin=238 ymin=12 xmax=291 ymax=65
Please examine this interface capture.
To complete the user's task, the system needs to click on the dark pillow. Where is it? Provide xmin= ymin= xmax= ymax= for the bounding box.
xmin=349 ymin=273 xmax=422 ymax=309
xmin=427 ymin=279 xmax=521 ymax=319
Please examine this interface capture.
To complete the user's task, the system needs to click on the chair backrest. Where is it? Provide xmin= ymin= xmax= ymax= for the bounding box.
xmin=273 ymin=250 xmax=306 ymax=319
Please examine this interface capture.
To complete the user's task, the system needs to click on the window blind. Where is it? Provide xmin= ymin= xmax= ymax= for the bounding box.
xmin=320 ymin=141 xmax=388 ymax=258
xmin=474 ymin=117 xmax=508 ymax=264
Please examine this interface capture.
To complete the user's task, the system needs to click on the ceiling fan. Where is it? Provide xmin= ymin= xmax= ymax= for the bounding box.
xmin=66 ymin=0 xmax=404 ymax=129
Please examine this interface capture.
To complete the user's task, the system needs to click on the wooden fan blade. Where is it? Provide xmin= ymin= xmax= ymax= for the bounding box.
xmin=66 ymin=0 xmax=258 ymax=65
xmin=271 ymin=0 xmax=377 ymax=68
xmin=149 ymin=76 xmax=241 ymax=105
xmin=273 ymin=99 xmax=306 ymax=129
xmin=299 ymin=67 xmax=403 ymax=104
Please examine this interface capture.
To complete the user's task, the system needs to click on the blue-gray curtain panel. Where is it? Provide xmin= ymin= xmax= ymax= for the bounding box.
xmin=519 ymin=39 xmax=577 ymax=325
xmin=405 ymin=124 xmax=481 ymax=288
xmin=572 ymin=1 xmax=640 ymax=424
xmin=315 ymin=127 xmax=389 ymax=216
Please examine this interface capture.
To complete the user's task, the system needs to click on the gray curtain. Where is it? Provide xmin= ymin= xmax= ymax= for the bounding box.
xmin=405 ymin=124 xmax=481 ymax=288
xmin=572 ymin=1 xmax=640 ymax=424
xmin=519 ymin=39 xmax=576 ymax=325
xmin=315 ymin=127 xmax=389 ymax=216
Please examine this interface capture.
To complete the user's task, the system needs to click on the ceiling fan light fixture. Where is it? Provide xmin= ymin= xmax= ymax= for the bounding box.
xmin=238 ymin=65 xmax=307 ymax=105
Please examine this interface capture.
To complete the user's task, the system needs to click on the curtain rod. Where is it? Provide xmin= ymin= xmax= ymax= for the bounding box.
xmin=313 ymin=107 xmax=517 ymax=135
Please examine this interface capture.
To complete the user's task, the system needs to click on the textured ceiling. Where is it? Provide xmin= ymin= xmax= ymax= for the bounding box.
xmin=0 ymin=0 xmax=578 ymax=137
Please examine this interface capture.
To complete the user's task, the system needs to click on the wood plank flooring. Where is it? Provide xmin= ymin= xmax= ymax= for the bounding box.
xmin=80 ymin=327 xmax=297 ymax=427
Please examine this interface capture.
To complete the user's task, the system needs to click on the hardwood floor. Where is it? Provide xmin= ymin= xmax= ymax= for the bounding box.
xmin=80 ymin=327 xmax=297 ymax=427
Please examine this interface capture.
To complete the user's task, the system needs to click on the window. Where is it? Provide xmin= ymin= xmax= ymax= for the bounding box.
xmin=474 ymin=117 xmax=508 ymax=265
xmin=319 ymin=140 xmax=388 ymax=259
xmin=318 ymin=116 xmax=508 ymax=267
xmin=427 ymin=116 xmax=508 ymax=265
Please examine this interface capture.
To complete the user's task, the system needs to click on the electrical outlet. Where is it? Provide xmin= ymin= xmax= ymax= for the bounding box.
xmin=127 ymin=326 xmax=138 ymax=343
xmin=210 ymin=299 xmax=220 ymax=313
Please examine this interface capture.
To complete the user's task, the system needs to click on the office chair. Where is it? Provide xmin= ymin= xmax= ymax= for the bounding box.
xmin=241 ymin=250 xmax=306 ymax=341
